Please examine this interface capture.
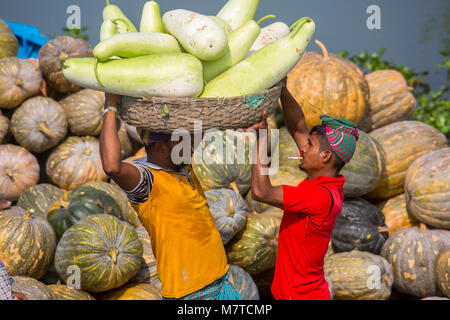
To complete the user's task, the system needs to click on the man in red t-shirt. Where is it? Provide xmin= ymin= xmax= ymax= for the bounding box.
xmin=247 ymin=78 xmax=359 ymax=300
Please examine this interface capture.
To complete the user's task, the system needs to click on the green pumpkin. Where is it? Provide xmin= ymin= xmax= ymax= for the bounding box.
xmin=331 ymin=198 xmax=388 ymax=254
xmin=324 ymin=250 xmax=393 ymax=300
xmin=47 ymin=186 xmax=121 ymax=240
xmin=341 ymin=131 xmax=385 ymax=198
xmin=226 ymin=212 xmax=281 ymax=274
xmin=17 ymin=183 xmax=65 ymax=219
xmin=205 ymin=188 xmax=250 ymax=245
xmin=47 ymin=284 xmax=95 ymax=300
xmin=77 ymin=181 xmax=142 ymax=228
xmin=193 ymin=130 xmax=253 ymax=195
xmin=0 ymin=207 xmax=56 ymax=279
xmin=0 ymin=20 xmax=18 ymax=58
xmin=11 ymin=276 xmax=56 ymax=300
xmin=228 ymin=264 xmax=260 ymax=300
xmin=54 ymin=214 xmax=143 ymax=293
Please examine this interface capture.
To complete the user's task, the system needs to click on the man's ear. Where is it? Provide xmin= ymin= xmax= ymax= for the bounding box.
xmin=322 ymin=149 xmax=333 ymax=165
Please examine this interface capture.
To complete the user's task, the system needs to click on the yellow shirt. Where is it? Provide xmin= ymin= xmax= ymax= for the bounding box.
xmin=129 ymin=162 xmax=229 ymax=298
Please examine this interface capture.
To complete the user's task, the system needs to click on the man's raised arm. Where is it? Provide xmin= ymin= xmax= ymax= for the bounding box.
xmin=280 ymin=78 xmax=310 ymax=150
xmin=99 ymin=93 xmax=141 ymax=191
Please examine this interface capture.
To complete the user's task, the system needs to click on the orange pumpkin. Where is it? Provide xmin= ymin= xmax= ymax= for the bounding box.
xmin=0 ymin=57 xmax=42 ymax=109
xmin=0 ymin=144 xmax=40 ymax=201
xmin=46 ymin=136 xmax=108 ymax=190
xmin=38 ymin=36 xmax=92 ymax=93
xmin=286 ymin=40 xmax=370 ymax=130
xmin=359 ymin=70 xmax=416 ymax=132
xmin=377 ymin=193 xmax=419 ymax=236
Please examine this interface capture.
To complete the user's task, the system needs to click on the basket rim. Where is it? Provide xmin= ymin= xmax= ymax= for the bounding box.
xmin=122 ymin=81 xmax=283 ymax=103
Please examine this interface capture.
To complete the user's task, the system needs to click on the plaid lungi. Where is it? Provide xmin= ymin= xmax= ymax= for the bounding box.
xmin=0 ymin=261 xmax=17 ymax=300
xmin=162 ymin=270 xmax=241 ymax=300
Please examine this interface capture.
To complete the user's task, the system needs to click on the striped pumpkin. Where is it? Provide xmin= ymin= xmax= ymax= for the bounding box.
xmin=366 ymin=121 xmax=448 ymax=200
xmin=0 ymin=207 xmax=56 ymax=279
xmin=47 ymin=284 xmax=95 ymax=300
xmin=287 ymin=41 xmax=369 ymax=130
xmin=340 ymin=131 xmax=385 ymax=198
xmin=435 ymin=247 xmax=450 ymax=298
xmin=381 ymin=224 xmax=450 ymax=297
xmin=59 ymin=89 xmax=104 ymax=136
xmin=38 ymin=36 xmax=92 ymax=93
xmin=11 ymin=276 xmax=56 ymax=300
xmin=47 ymin=186 xmax=122 ymax=240
xmin=228 ymin=264 xmax=260 ymax=300
xmin=129 ymin=226 xmax=160 ymax=289
xmin=54 ymin=214 xmax=143 ymax=293
xmin=226 ymin=212 xmax=281 ymax=274
xmin=404 ymin=147 xmax=450 ymax=229
xmin=324 ymin=250 xmax=393 ymax=300
xmin=359 ymin=70 xmax=416 ymax=132
xmin=0 ymin=57 xmax=42 ymax=109
xmin=192 ymin=130 xmax=253 ymax=195
xmin=377 ymin=193 xmax=419 ymax=236
xmin=0 ymin=19 xmax=18 ymax=58
xmin=0 ymin=110 xmax=9 ymax=143
xmin=98 ymin=283 xmax=161 ymax=300
xmin=205 ymin=188 xmax=249 ymax=245
xmin=17 ymin=183 xmax=65 ymax=219
xmin=46 ymin=136 xmax=108 ymax=190
xmin=246 ymin=165 xmax=306 ymax=213
xmin=0 ymin=144 xmax=40 ymax=201
xmin=11 ymin=96 xmax=68 ymax=153
xmin=80 ymin=181 xmax=142 ymax=228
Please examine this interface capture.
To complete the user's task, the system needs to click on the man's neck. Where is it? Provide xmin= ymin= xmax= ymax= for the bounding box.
xmin=307 ymin=168 xmax=338 ymax=182
xmin=146 ymin=155 xmax=181 ymax=172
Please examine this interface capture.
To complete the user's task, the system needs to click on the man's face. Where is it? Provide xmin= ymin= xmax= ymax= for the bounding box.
xmin=299 ymin=132 xmax=325 ymax=172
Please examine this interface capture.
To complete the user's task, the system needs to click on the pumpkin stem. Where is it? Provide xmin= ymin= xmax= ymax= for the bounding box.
xmin=23 ymin=211 xmax=33 ymax=220
xmin=59 ymin=52 xmax=69 ymax=63
xmin=4 ymin=168 xmax=14 ymax=181
xmin=229 ymin=181 xmax=240 ymax=194
xmin=257 ymin=15 xmax=276 ymax=25
xmin=378 ymin=226 xmax=397 ymax=233
xmin=38 ymin=122 xmax=55 ymax=139
xmin=315 ymin=40 xmax=329 ymax=59
xmin=382 ymin=273 xmax=392 ymax=287
xmin=108 ymin=248 xmax=119 ymax=264
xmin=419 ymin=223 xmax=427 ymax=231
xmin=226 ymin=197 xmax=235 ymax=217
xmin=106 ymin=0 xmax=110 ymax=5
xmin=407 ymin=86 xmax=414 ymax=92
xmin=82 ymin=148 xmax=92 ymax=156
xmin=14 ymin=79 xmax=24 ymax=86
xmin=59 ymin=200 xmax=70 ymax=209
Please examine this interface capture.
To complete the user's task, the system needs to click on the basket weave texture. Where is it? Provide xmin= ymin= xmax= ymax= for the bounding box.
xmin=118 ymin=82 xmax=282 ymax=133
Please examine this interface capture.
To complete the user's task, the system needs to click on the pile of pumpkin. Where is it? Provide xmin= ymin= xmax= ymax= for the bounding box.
xmin=0 ymin=17 xmax=449 ymax=300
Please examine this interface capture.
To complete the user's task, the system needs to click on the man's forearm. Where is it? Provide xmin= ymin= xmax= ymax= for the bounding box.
xmin=280 ymin=87 xmax=308 ymax=136
xmin=99 ymin=108 xmax=122 ymax=176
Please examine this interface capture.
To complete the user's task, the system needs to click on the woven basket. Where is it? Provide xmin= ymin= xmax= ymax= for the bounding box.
xmin=118 ymin=82 xmax=282 ymax=133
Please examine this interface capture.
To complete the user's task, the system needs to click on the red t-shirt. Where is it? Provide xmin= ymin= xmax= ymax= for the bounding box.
xmin=271 ymin=175 xmax=345 ymax=300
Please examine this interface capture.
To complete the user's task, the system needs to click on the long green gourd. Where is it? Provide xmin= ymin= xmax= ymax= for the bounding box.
xmin=202 ymin=15 xmax=276 ymax=82
xmin=62 ymin=54 xmax=204 ymax=98
xmin=103 ymin=0 xmax=137 ymax=33
xmin=94 ymin=32 xmax=182 ymax=61
xmin=217 ymin=0 xmax=260 ymax=30
xmin=140 ymin=0 xmax=165 ymax=33
xmin=200 ymin=17 xmax=315 ymax=98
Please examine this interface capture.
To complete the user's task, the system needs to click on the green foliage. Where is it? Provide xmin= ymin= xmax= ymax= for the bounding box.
xmin=62 ymin=26 xmax=89 ymax=41
xmin=339 ymin=48 xmax=430 ymax=97
xmin=339 ymin=49 xmax=449 ymax=141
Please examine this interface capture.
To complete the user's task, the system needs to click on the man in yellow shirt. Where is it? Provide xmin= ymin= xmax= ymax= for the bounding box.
xmin=99 ymin=93 xmax=240 ymax=300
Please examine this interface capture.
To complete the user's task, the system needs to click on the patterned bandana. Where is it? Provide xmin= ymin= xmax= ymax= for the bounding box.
xmin=137 ymin=128 xmax=171 ymax=147
xmin=320 ymin=115 xmax=359 ymax=163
